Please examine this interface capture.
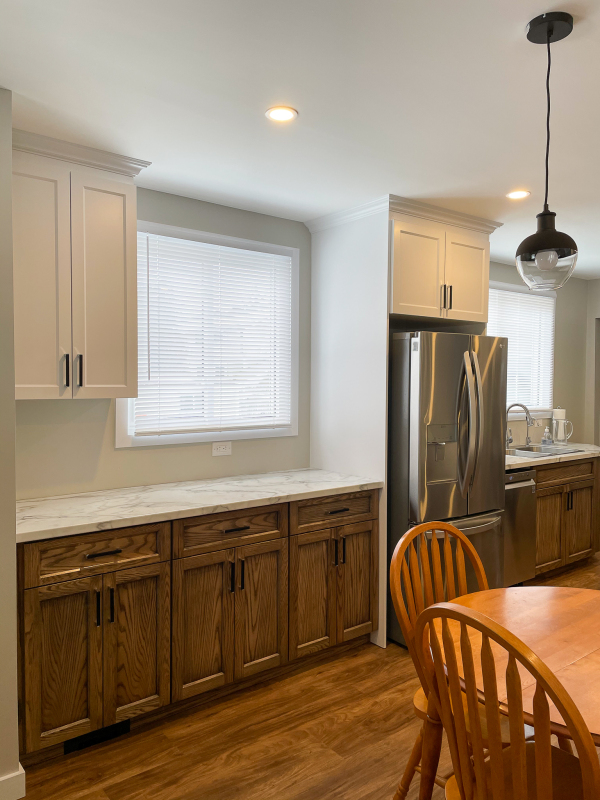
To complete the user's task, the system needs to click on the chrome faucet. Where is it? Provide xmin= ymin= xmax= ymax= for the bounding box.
xmin=506 ymin=403 xmax=534 ymax=447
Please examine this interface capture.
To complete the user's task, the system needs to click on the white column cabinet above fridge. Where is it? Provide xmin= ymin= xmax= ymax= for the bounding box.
xmin=390 ymin=214 xmax=491 ymax=323
xmin=12 ymin=140 xmax=148 ymax=400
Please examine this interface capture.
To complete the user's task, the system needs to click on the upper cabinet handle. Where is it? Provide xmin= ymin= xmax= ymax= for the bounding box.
xmin=326 ymin=507 xmax=350 ymax=516
xmin=65 ymin=353 xmax=70 ymax=388
xmin=77 ymin=354 xmax=84 ymax=388
xmin=448 ymin=285 xmax=453 ymax=310
xmin=441 ymin=284 xmax=447 ymax=310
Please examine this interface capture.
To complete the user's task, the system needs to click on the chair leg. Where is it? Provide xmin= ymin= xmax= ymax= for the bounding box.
xmin=418 ymin=699 xmax=444 ymax=800
xmin=393 ymin=728 xmax=423 ymax=800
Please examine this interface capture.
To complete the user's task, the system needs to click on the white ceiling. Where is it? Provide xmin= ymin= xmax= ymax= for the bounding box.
xmin=2 ymin=0 xmax=600 ymax=276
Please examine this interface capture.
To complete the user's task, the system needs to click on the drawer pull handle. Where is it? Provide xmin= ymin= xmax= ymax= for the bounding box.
xmin=86 ymin=548 xmax=123 ymax=560
xmin=326 ymin=507 xmax=350 ymax=516
xmin=224 ymin=525 xmax=251 ymax=534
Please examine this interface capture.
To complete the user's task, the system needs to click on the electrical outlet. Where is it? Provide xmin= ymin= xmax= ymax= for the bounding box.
xmin=212 ymin=441 xmax=232 ymax=456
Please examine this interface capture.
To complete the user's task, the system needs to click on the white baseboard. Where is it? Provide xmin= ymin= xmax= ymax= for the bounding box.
xmin=0 ymin=765 xmax=25 ymax=800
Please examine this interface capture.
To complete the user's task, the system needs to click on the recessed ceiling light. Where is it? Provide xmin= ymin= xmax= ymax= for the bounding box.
xmin=506 ymin=190 xmax=531 ymax=200
xmin=265 ymin=106 xmax=298 ymax=122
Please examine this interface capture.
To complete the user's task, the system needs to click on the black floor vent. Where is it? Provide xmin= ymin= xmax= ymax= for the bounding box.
xmin=64 ymin=720 xmax=130 ymax=754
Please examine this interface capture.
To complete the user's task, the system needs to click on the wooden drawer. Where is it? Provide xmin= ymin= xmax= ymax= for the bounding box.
xmin=173 ymin=504 xmax=288 ymax=558
xmin=536 ymin=459 xmax=596 ymax=487
xmin=22 ymin=522 xmax=171 ymax=588
xmin=290 ymin=490 xmax=378 ymax=535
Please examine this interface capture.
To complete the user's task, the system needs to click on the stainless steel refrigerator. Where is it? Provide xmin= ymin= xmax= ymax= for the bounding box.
xmin=388 ymin=331 xmax=507 ymax=644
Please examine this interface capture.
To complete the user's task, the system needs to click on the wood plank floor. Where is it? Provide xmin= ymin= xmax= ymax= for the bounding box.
xmin=24 ymin=556 xmax=599 ymax=800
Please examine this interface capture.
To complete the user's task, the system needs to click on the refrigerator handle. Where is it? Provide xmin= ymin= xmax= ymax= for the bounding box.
xmin=471 ymin=350 xmax=485 ymax=477
xmin=459 ymin=351 xmax=477 ymax=499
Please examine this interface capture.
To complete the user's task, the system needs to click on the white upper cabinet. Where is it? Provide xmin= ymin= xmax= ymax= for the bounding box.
xmin=390 ymin=216 xmax=446 ymax=317
xmin=70 ymin=168 xmax=137 ymax=398
xmin=12 ymin=133 xmax=150 ymax=400
xmin=13 ymin=152 xmax=72 ymax=398
xmin=389 ymin=200 xmax=499 ymax=323
xmin=444 ymin=226 xmax=489 ymax=323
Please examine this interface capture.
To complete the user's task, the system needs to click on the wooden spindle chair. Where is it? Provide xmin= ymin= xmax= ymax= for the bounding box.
xmin=389 ymin=522 xmax=490 ymax=800
xmin=415 ymin=602 xmax=600 ymax=799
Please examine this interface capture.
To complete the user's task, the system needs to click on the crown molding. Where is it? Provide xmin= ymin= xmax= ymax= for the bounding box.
xmin=306 ymin=194 xmax=503 ymax=235
xmin=12 ymin=130 xmax=151 ymax=177
xmin=388 ymin=194 xmax=502 ymax=234
xmin=306 ymin=196 xmax=390 ymax=233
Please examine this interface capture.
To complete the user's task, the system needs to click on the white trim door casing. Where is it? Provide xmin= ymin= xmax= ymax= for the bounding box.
xmin=13 ymin=152 xmax=72 ymax=399
xmin=444 ymin=226 xmax=490 ymax=323
xmin=71 ymin=167 xmax=137 ymax=399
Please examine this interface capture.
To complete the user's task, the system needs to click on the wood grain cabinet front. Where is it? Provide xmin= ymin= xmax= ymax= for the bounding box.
xmin=535 ymin=460 xmax=598 ymax=576
xmin=103 ymin=563 xmax=170 ymax=725
xmin=23 ymin=576 xmax=103 ymax=752
xmin=22 ymin=555 xmax=171 ymax=752
xmin=171 ymin=550 xmax=235 ymax=702
xmin=289 ymin=520 xmax=379 ymax=661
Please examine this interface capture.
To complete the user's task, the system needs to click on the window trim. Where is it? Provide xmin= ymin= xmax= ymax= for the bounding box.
xmin=488 ymin=280 xmax=556 ymax=419
xmin=115 ymin=222 xmax=299 ymax=449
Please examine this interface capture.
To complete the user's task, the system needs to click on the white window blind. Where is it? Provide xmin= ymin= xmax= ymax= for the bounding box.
xmin=487 ymin=284 xmax=555 ymax=412
xmin=133 ymin=231 xmax=293 ymax=436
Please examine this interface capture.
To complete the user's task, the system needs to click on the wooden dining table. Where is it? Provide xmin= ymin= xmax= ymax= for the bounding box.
xmin=451 ymin=585 xmax=600 ymax=745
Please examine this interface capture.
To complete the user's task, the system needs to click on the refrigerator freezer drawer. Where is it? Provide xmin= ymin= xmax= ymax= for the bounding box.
xmin=449 ymin=511 xmax=504 ymax=591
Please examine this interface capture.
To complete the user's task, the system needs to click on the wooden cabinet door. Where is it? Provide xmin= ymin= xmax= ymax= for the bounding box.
xmin=564 ymin=479 xmax=595 ymax=565
xmin=235 ymin=540 xmax=288 ymax=680
xmin=103 ymin=563 xmax=170 ymax=725
xmin=70 ymin=166 xmax=137 ymax=399
xmin=12 ymin=152 xmax=72 ymax=399
xmin=444 ymin=226 xmax=490 ymax=323
xmin=336 ymin=520 xmax=378 ymax=642
xmin=171 ymin=550 xmax=235 ymax=702
xmin=390 ymin=216 xmax=445 ymax=318
xmin=536 ymin=486 xmax=564 ymax=575
xmin=23 ymin=576 xmax=103 ymax=752
xmin=289 ymin=530 xmax=336 ymax=661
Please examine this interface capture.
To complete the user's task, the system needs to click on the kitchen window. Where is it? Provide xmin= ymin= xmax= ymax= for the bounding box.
xmin=116 ymin=223 xmax=298 ymax=447
xmin=487 ymin=280 xmax=555 ymax=414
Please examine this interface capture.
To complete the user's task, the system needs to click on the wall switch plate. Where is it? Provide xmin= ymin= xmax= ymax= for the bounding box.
xmin=212 ymin=441 xmax=232 ymax=456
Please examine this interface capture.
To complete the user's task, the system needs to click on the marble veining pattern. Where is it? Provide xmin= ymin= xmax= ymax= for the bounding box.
xmin=505 ymin=443 xmax=600 ymax=470
xmin=16 ymin=469 xmax=383 ymax=543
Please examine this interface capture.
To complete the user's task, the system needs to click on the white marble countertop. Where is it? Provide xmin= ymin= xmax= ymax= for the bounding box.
xmin=16 ymin=469 xmax=384 ymax=544
xmin=505 ymin=443 xmax=600 ymax=470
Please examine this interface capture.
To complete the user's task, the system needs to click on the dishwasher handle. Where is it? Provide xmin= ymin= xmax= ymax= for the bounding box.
xmin=505 ymin=479 xmax=536 ymax=492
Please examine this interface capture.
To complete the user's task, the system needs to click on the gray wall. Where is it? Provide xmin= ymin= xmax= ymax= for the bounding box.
xmin=584 ymin=278 xmax=600 ymax=443
xmin=0 ymin=91 xmax=25 ymax=797
xmin=15 ymin=189 xmax=311 ymax=500
xmin=490 ymin=261 xmax=588 ymax=443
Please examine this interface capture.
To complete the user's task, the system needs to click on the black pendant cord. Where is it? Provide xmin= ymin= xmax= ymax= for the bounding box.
xmin=544 ymin=29 xmax=552 ymax=212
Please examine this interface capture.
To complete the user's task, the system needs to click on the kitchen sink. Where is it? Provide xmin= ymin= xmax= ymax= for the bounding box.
xmin=506 ymin=444 xmax=583 ymax=457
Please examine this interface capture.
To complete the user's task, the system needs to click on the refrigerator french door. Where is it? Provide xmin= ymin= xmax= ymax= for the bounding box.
xmin=388 ymin=331 xmax=507 ymax=643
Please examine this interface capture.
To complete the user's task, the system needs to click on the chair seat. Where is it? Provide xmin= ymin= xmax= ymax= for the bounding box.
xmin=445 ymin=742 xmax=584 ymax=800
xmin=412 ymin=687 xmax=513 ymax=744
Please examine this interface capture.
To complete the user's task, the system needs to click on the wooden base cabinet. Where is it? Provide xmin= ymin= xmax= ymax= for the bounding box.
xmin=535 ymin=460 xmax=597 ymax=576
xmin=289 ymin=520 xmax=379 ymax=661
xmin=172 ymin=540 xmax=288 ymax=700
xmin=23 ymin=576 xmax=103 ymax=752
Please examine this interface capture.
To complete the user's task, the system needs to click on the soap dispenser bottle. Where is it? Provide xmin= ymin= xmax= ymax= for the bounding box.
xmin=541 ymin=426 xmax=553 ymax=445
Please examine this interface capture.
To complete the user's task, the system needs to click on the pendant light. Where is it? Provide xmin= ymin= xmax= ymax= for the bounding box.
xmin=515 ymin=12 xmax=578 ymax=291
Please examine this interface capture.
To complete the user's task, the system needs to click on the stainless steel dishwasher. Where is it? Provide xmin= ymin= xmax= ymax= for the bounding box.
xmin=504 ymin=469 xmax=537 ymax=586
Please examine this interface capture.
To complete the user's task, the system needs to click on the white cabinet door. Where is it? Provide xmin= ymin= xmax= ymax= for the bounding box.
xmin=444 ymin=226 xmax=489 ymax=323
xmin=13 ymin=153 xmax=72 ymax=398
xmin=390 ymin=217 xmax=445 ymax=318
xmin=70 ymin=167 xmax=137 ymax=398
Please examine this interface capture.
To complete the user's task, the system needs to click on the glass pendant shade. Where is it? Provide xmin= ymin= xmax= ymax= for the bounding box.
xmin=515 ymin=209 xmax=577 ymax=290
